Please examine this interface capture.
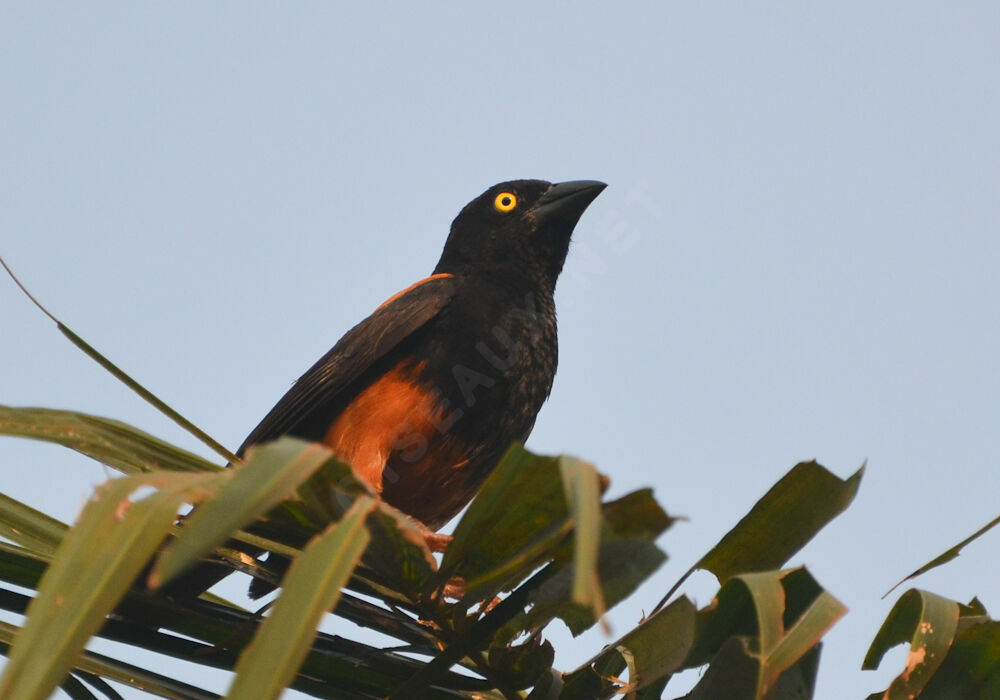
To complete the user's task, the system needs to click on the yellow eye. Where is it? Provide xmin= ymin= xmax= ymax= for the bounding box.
xmin=493 ymin=192 xmax=517 ymax=212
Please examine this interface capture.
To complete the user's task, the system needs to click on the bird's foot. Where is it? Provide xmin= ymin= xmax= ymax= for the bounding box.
xmin=442 ymin=576 xmax=466 ymax=600
xmin=437 ymin=577 xmax=502 ymax=611
xmin=405 ymin=516 xmax=453 ymax=553
xmin=424 ymin=532 xmax=453 ymax=553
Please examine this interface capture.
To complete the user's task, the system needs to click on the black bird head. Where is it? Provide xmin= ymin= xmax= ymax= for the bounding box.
xmin=434 ymin=179 xmax=607 ymax=286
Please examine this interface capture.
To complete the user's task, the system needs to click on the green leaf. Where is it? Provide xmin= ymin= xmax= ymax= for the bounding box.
xmin=888 ymin=513 xmax=1000 ymax=597
xmin=657 ymin=460 xmax=862 ymax=612
xmin=51 ymin=322 xmax=238 ymax=463
xmin=682 ymin=635 xmax=761 ymax=700
xmin=0 ymin=256 xmax=238 ymax=462
xmin=765 ymin=643 xmax=822 ymax=700
xmin=0 ymin=620 xmax=219 ymax=700
xmin=863 ymin=589 xmax=960 ymax=699
xmin=555 ymin=667 xmax=603 ymax=700
xmin=520 ymin=540 xmax=665 ymax=639
xmin=761 ymin=585 xmax=843 ymax=695
xmin=919 ymin=618 xmax=1000 ymax=699
xmin=440 ymin=445 xmax=574 ymax=596
xmin=488 ymin=635 xmax=556 ymax=690
xmin=457 ymin=516 xmax=574 ymax=604
xmin=698 ymin=461 xmax=863 ymax=583
xmin=508 ymin=489 xmax=671 ymax=637
xmin=0 ymin=541 xmax=51 ymax=590
xmin=683 ymin=637 xmax=823 ymax=700
xmin=684 ymin=568 xmax=844 ymax=699
xmin=0 ymin=471 xmax=222 ymax=700
xmin=0 ymin=405 xmax=222 ymax=474
xmin=589 ymin=595 xmax=697 ymax=693
xmin=0 ymin=491 xmax=68 ymax=554
xmin=298 ymin=460 xmax=436 ymax=599
xmin=559 ymin=457 xmax=606 ymax=625
xmin=360 ymin=504 xmax=437 ymax=598
xmin=227 ymin=496 xmax=374 ymax=700
xmin=728 ymin=569 xmax=842 ymax=698
xmin=152 ymin=438 xmax=337 ymax=588
xmin=3 ymin=579 xmax=474 ymax=699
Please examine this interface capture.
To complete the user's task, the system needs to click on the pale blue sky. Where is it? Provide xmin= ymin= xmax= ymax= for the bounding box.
xmin=2 ymin=4 xmax=999 ymax=698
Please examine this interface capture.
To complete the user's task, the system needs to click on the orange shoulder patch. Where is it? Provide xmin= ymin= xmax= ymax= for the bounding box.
xmin=376 ymin=273 xmax=453 ymax=311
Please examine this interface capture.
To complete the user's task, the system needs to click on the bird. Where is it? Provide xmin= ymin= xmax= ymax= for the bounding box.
xmin=166 ymin=179 xmax=605 ymax=600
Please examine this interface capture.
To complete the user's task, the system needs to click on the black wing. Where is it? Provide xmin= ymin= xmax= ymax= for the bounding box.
xmin=236 ymin=274 xmax=457 ymax=455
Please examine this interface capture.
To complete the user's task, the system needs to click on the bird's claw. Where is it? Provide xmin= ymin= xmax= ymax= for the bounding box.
xmin=424 ymin=532 xmax=453 ymax=553
xmin=442 ymin=576 xmax=466 ymax=600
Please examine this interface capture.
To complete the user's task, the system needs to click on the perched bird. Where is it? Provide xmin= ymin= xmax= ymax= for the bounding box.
xmin=169 ymin=179 xmax=605 ymax=599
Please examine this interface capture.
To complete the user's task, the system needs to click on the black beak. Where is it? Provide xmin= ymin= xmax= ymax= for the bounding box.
xmin=533 ymin=180 xmax=607 ymax=224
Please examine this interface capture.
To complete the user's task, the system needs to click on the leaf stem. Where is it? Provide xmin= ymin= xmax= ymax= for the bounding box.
xmin=1 ymin=253 xmax=238 ymax=464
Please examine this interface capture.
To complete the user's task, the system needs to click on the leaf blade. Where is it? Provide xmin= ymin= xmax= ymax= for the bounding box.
xmin=0 ymin=491 xmax=68 ymax=554
xmin=152 ymin=438 xmax=336 ymax=588
xmin=887 ymin=512 xmax=1000 ymax=597
xmin=589 ymin=596 xmax=697 ymax=693
xmin=226 ymin=496 xmax=374 ymax=700
xmin=0 ymin=405 xmax=222 ymax=474
xmin=699 ymin=461 xmax=864 ymax=583
xmin=863 ymin=588 xmax=960 ymax=699
xmin=559 ymin=457 xmax=606 ymax=626
xmin=0 ymin=471 xmax=220 ymax=700
xmin=657 ymin=460 xmax=862 ymax=613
